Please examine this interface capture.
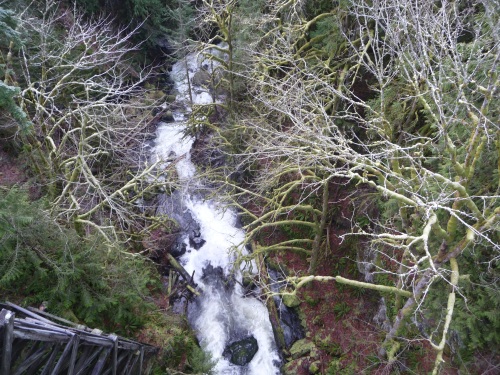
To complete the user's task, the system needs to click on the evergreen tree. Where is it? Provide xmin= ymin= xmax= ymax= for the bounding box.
xmin=0 ymin=6 xmax=29 ymax=131
xmin=0 ymin=187 xmax=157 ymax=335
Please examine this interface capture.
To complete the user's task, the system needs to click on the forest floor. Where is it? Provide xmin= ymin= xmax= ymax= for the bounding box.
xmin=267 ymin=227 xmax=458 ymax=375
xmin=257 ymin=183 xmax=459 ymax=375
xmin=0 ymin=148 xmax=26 ymax=186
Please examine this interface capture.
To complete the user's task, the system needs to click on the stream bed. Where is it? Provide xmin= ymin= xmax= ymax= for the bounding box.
xmin=152 ymin=51 xmax=281 ymax=374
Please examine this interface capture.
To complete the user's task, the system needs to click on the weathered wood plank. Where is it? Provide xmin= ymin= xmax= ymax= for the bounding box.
xmin=1 ymin=303 xmax=157 ymax=375
xmin=99 ymin=349 xmax=128 ymax=375
xmin=18 ymin=339 xmax=47 ymax=375
xmin=166 ymin=253 xmax=201 ymax=296
xmin=26 ymin=307 xmax=86 ymax=330
xmin=39 ymin=343 xmax=61 ymax=375
xmin=67 ymin=334 xmax=80 ymax=375
xmin=77 ymin=334 xmax=115 ymax=347
xmin=22 ymin=318 xmax=73 ymax=333
xmin=138 ymin=347 xmax=144 ymax=375
xmin=51 ymin=334 xmax=76 ymax=374
xmin=120 ymin=352 xmax=134 ymax=375
xmin=116 ymin=351 xmax=133 ymax=372
xmin=75 ymin=346 xmax=102 ymax=375
xmin=1 ymin=303 xmax=54 ymax=325
xmin=12 ymin=344 xmax=51 ymax=375
xmin=0 ymin=309 xmax=15 ymax=375
xmin=125 ymin=351 xmax=140 ymax=375
xmin=91 ymin=347 xmax=111 ymax=375
xmin=111 ymin=334 xmax=118 ymax=375
xmin=74 ymin=345 xmax=93 ymax=374
xmin=10 ymin=337 xmax=28 ymax=365
xmin=13 ymin=327 xmax=70 ymax=342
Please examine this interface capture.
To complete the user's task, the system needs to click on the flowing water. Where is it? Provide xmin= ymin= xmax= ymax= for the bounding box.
xmin=152 ymin=51 xmax=281 ymax=374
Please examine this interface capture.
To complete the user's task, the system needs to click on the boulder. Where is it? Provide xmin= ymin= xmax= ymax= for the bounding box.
xmin=289 ymin=339 xmax=316 ymax=359
xmin=201 ymin=264 xmax=234 ymax=290
xmin=282 ymin=293 xmax=301 ymax=308
xmin=192 ymin=69 xmax=211 ymax=87
xmin=166 ymin=94 xmax=177 ymax=103
xmin=222 ymin=336 xmax=259 ymax=366
xmin=189 ymin=228 xmax=206 ymax=249
xmin=170 ymin=241 xmax=187 ymax=257
xmin=161 ymin=110 xmax=175 ymax=122
xmin=241 ymin=271 xmax=255 ymax=289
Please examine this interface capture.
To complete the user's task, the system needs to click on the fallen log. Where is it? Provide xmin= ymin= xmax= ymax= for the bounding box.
xmin=254 ymin=243 xmax=288 ymax=355
xmin=166 ymin=253 xmax=201 ymax=296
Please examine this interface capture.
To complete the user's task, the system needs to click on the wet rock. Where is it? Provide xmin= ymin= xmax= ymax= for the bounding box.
xmin=170 ymin=241 xmax=187 ymax=257
xmin=241 ymin=271 xmax=255 ymax=289
xmin=277 ymin=300 xmax=303 ymax=348
xmin=161 ymin=110 xmax=175 ymax=122
xmin=166 ymin=150 xmax=177 ymax=161
xmin=157 ymin=191 xmax=201 ymax=238
xmin=201 ymin=264 xmax=224 ymax=282
xmin=192 ymin=69 xmax=211 ymax=87
xmin=189 ymin=236 xmax=206 ymax=249
xmin=155 ymin=36 xmax=174 ymax=56
xmin=222 ymin=336 xmax=258 ymax=366
xmin=267 ymin=269 xmax=304 ymax=348
xmin=189 ymin=228 xmax=206 ymax=249
xmin=201 ymin=264 xmax=235 ymax=291
xmin=373 ymin=297 xmax=392 ymax=332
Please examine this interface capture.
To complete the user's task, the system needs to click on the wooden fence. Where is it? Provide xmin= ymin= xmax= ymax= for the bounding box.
xmin=0 ymin=302 xmax=157 ymax=375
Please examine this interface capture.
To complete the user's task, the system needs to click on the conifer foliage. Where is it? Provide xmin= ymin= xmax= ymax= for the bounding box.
xmin=0 ymin=6 xmax=29 ymax=129
xmin=0 ymin=187 xmax=157 ymax=335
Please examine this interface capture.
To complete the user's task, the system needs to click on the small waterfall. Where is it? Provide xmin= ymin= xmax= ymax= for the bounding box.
xmin=152 ymin=51 xmax=281 ymax=374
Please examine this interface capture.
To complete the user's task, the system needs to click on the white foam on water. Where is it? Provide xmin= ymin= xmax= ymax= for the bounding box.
xmin=152 ymin=50 xmax=281 ymax=375
xmin=180 ymin=198 xmax=243 ymax=279
xmin=152 ymin=123 xmax=195 ymax=180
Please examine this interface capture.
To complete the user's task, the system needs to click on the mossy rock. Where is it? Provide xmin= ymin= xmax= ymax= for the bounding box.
xmin=148 ymin=90 xmax=166 ymax=100
xmin=266 ymin=257 xmax=290 ymax=275
xmin=309 ymin=360 xmax=321 ymax=374
xmin=241 ymin=271 xmax=255 ymax=288
xmin=222 ymin=336 xmax=258 ymax=366
xmin=283 ymin=358 xmax=305 ymax=375
xmin=289 ymin=339 xmax=317 ymax=359
xmin=282 ymin=293 xmax=301 ymax=308
xmin=192 ymin=69 xmax=211 ymax=87
xmin=166 ymin=94 xmax=177 ymax=103
xmin=162 ymin=110 xmax=175 ymax=122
